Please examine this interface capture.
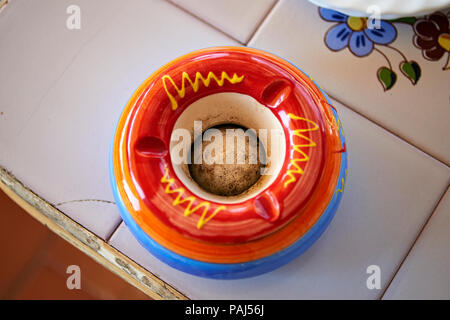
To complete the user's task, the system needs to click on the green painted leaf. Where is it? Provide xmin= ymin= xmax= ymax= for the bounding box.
xmin=389 ymin=17 xmax=417 ymax=25
xmin=400 ymin=61 xmax=421 ymax=85
xmin=377 ymin=67 xmax=397 ymax=91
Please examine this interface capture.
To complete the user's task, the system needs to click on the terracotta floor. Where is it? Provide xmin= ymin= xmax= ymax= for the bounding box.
xmin=0 ymin=189 xmax=150 ymax=300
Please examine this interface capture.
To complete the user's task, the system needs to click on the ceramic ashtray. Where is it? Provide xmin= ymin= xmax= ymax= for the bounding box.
xmin=110 ymin=47 xmax=347 ymax=279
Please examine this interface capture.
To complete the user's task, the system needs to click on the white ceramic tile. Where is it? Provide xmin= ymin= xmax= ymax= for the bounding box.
xmin=0 ymin=0 xmax=238 ymax=238
xmin=109 ymin=100 xmax=450 ymax=299
xmin=383 ymin=188 xmax=450 ymax=300
xmin=249 ymin=0 xmax=450 ymax=165
xmin=170 ymin=0 xmax=277 ymax=43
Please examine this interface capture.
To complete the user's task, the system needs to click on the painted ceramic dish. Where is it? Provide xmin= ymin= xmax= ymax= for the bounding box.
xmin=309 ymin=0 xmax=450 ymax=18
xmin=110 ymin=47 xmax=347 ymax=279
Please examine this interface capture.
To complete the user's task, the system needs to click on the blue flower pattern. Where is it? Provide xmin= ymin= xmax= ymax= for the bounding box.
xmin=320 ymin=8 xmax=397 ymax=57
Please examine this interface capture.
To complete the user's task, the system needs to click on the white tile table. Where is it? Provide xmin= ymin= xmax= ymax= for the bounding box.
xmin=1 ymin=0 xmax=449 ymax=299
xmin=109 ymin=99 xmax=449 ymax=299
xmin=383 ymin=188 xmax=450 ymax=300
xmin=170 ymin=0 xmax=277 ymax=43
xmin=0 ymin=0 xmax=237 ymax=239
xmin=249 ymin=0 xmax=450 ymax=165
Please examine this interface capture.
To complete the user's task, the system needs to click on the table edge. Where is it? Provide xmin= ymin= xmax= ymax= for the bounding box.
xmin=0 ymin=165 xmax=188 ymax=300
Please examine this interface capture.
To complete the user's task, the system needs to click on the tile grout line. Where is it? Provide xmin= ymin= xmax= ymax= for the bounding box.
xmin=327 ymin=93 xmax=450 ymax=168
xmin=102 ymin=218 xmax=188 ymax=298
xmin=164 ymin=0 xmax=244 ymax=45
xmin=161 ymin=0 xmax=449 ymax=167
xmin=4 ymin=0 xmax=448 ymax=299
xmin=243 ymin=0 xmax=448 ymax=167
xmin=245 ymin=0 xmax=280 ymax=45
xmin=105 ymin=220 xmax=124 ymax=243
xmin=378 ymin=185 xmax=450 ymax=300
xmin=164 ymin=0 xmax=449 ymax=168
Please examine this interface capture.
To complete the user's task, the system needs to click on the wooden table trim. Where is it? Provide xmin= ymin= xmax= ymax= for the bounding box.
xmin=0 ymin=166 xmax=187 ymax=300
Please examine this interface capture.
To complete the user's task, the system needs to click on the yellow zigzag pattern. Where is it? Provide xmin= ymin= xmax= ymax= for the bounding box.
xmin=334 ymin=169 xmax=347 ymax=201
xmin=162 ymin=71 xmax=244 ymax=110
xmin=161 ymin=168 xmax=226 ymax=229
xmin=336 ymin=116 xmax=345 ymax=138
xmin=284 ymin=113 xmax=319 ymax=188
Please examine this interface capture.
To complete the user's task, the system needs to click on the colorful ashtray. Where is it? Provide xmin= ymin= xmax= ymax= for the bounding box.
xmin=109 ymin=47 xmax=347 ymax=279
